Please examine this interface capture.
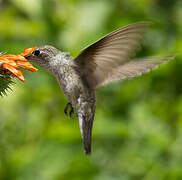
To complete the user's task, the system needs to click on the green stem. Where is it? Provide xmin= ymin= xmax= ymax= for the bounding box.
xmin=0 ymin=72 xmax=14 ymax=96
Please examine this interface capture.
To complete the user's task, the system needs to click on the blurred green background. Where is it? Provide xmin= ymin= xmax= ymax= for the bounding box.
xmin=0 ymin=0 xmax=182 ymax=179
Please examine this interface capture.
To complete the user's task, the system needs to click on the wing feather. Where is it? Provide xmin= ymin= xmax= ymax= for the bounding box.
xmin=98 ymin=55 xmax=176 ymax=87
xmin=74 ymin=22 xmax=151 ymax=88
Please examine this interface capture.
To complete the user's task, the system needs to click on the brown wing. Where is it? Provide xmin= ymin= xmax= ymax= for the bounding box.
xmin=98 ymin=55 xmax=176 ymax=87
xmin=74 ymin=21 xmax=151 ymax=88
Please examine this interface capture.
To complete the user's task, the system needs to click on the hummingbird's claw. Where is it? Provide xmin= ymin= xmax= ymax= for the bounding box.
xmin=64 ymin=102 xmax=74 ymax=117
xmin=69 ymin=106 xmax=74 ymax=117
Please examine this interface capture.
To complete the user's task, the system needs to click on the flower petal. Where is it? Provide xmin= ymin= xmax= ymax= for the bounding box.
xmin=0 ymin=58 xmax=18 ymax=68
xmin=21 ymin=46 xmax=38 ymax=56
xmin=1 ymin=54 xmax=27 ymax=62
xmin=3 ymin=64 xmax=25 ymax=82
xmin=16 ymin=61 xmax=38 ymax=72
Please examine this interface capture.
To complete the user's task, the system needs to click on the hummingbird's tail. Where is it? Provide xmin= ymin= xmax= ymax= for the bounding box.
xmin=77 ymin=103 xmax=95 ymax=155
xmin=82 ymin=119 xmax=93 ymax=155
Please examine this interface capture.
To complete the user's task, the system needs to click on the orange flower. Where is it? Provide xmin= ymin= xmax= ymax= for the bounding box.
xmin=21 ymin=47 xmax=38 ymax=56
xmin=1 ymin=54 xmax=27 ymax=61
xmin=0 ymin=58 xmax=18 ymax=68
xmin=0 ymin=46 xmax=38 ymax=82
xmin=2 ymin=63 xmax=25 ymax=82
xmin=16 ymin=61 xmax=38 ymax=72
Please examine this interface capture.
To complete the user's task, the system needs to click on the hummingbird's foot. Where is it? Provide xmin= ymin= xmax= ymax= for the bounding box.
xmin=69 ymin=106 xmax=74 ymax=117
xmin=64 ymin=102 xmax=74 ymax=117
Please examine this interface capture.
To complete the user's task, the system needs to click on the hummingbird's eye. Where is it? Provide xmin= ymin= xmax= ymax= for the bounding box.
xmin=33 ymin=50 xmax=40 ymax=56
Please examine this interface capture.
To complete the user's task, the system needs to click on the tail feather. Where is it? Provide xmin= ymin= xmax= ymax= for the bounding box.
xmin=82 ymin=120 xmax=93 ymax=155
xmin=77 ymin=109 xmax=94 ymax=155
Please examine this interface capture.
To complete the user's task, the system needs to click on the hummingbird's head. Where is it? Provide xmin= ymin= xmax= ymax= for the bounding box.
xmin=25 ymin=45 xmax=65 ymax=73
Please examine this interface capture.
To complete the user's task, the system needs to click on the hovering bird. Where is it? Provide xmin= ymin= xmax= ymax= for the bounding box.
xmin=25 ymin=22 xmax=175 ymax=155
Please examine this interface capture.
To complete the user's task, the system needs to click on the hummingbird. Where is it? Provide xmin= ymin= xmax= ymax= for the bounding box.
xmin=25 ymin=22 xmax=175 ymax=155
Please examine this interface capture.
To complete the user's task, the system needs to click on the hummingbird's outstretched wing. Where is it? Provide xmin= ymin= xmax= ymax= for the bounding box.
xmin=98 ymin=55 xmax=176 ymax=86
xmin=74 ymin=21 xmax=151 ymax=88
